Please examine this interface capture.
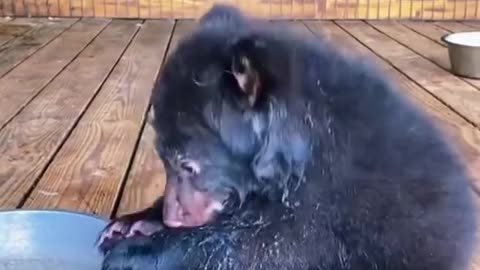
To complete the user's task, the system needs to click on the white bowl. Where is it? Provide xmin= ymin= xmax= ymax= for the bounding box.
xmin=442 ymin=31 xmax=480 ymax=79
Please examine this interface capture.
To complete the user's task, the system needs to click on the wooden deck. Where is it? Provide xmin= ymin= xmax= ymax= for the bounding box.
xmin=1 ymin=17 xmax=480 ymax=268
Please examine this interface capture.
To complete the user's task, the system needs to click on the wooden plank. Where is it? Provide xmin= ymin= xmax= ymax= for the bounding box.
xmin=305 ymin=20 xmax=480 ymax=175
xmin=403 ymin=22 xmax=480 ymax=91
xmin=399 ymin=21 xmax=450 ymax=45
xmin=22 ymin=20 xmax=173 ymax=218
xmin=0 ymin=18 xmax=78 ymax=78
xmin=435 ymin=21 xmax=476 ymax=33
xmin=368 ymin=21 xmax=450 ymax=68
xmin=0 ymin=20 xmax=139 ymax=210
xmin=367 ymin=21 xmax=480 ymax=90
xmin=0 ymin=19 xmax=108 ymax=130
xmin=5 ymin=0 xmax=479 ymax=19
xmin=337 ymin=20 xmax=480 ymax=129
xmin=114 ymin=109 xmax=165 ymax=216
xmin=0 ymin=20 xmax=31 ymax=46
xmin=116 ymin=20 xmax=188 ymax=217
xmin=463 ymin=21 xmax=480 ymax=29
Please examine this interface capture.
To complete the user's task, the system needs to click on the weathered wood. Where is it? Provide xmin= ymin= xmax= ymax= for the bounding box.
xmin=404 ymin=22 xmax=480 ymax=89
xmin=23 ymin=20 xmax=173 ymax=218
xmin=367 ymin=21 xmax=450 ymax=67
xmin=436 ymin=21 xmax=477 ymax=33
xmin=0 ymin=19 xmax=108 ymax=130
xmin=0 ymin=20 xmax=31 ymax=46
xmin=399 ymin=21 xmax=450 ymax=46
xmin=114 ymin=112 xmax=166 ymax=216
xmin=6 ymin=0 xmax=480 ymax=20
xmin=337 ymin=20 xmax=480 ymax=129
xmin=463 ymin=21 xmax=480 ymax=29
xmin=116 ymin=20 xmax=190 ymax=217
xmin=0 ymin=20 xmax=138 ymax=209
xmin=369 ymin=21 xmax=450 ymax=68
xmin=368 ymin=21 xmax=480 ymax=91
xmin=0 ymin=18 xmax=78 ymax=78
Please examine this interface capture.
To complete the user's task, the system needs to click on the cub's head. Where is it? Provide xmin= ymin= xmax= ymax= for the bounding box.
xmin=151 ymin=6 xmax=310 ymax=228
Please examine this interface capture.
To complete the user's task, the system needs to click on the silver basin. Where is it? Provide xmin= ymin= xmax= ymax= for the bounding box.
xmin=442 ymin=31 xmax=480 ymax=79
xmin=0 ymin=209 xmax=108 ymax=269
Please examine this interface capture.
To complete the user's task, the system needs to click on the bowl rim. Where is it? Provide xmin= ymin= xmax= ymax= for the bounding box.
xmin=0 ymin=208 xmax=109 ymax=222
xmin=441 ymin=31 xmax=480 ymax=48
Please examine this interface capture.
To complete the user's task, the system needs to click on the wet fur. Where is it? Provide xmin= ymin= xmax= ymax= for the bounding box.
xmin=101 ymin=5 xmax=477 ymax=270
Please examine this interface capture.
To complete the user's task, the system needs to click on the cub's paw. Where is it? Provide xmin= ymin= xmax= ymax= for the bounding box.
xmin=97 ymin=214 xmax=164 ymax=253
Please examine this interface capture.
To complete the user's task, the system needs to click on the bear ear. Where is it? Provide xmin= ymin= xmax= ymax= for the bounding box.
xmin=232 ymin=55 xmax=260 ymax=107
xmin=230 ymin=35 xmax=268 ymax=107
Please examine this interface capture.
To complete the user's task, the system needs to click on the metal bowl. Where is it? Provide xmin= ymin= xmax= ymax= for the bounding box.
xmin=442 ymin=31 xmax=480 ymax=79
xmin=0 ymin=209 xmax=108 ymax=269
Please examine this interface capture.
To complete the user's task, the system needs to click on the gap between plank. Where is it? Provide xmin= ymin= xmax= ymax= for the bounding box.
xmin=0 ymin=18 xmax=81 ymax=80
xmin=0 ymin=19 xmax=111 ymax=132
xmin=366 ymin=21 xmax=480 ymax=93
xmin=0 ymin=20 xmax=32 ymax=47
xmin=398 ymin=21 xmax=447 ymax=46
xmin=108 ymin=19 xmax=176 ymax=219
xmin=16 ymin=20 xmax=144 ymax=209
xmin=335 ymin=20 xmax=480 ymax=130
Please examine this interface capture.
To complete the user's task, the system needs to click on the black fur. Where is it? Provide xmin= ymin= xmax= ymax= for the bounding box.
xmin=100 ymin=5 xmax=477 ymax=270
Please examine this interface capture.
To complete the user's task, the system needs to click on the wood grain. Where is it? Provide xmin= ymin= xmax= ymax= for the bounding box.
xmin=337 ymin=20 xmax=480 ymax=128
xmin=114 ymin=112 xmax=166 ymax=217
xmin=0 ymin=19 xmax=138 ymax=209
xmin=6 ymin=0 xmax=480 ymax=20
xmin=400 ymin=20 xmax=450 ymax=46
xmin=0 ymin=18 xmax=78 ymax=78
xmin=23 ymin=20 xmax=174 ymax=218
xmin=116 ymin=20 xmax=191 ymax=217
xmin=0 ymin=19 xmax=108 ymax=130
xmin=368 ymin=21 xmax=480 ymax=91
xmin=397 ymin=21 xmax=480 ymax=91
xmin=0 ymin=19 xmax=31 ymax=46
xmin=368 ymin=21 xmax=449 ymax=68
xmin=463 ymin=21 xmax=480 ymax=29
xmin=435 ymin=21 xmax=475 ymax=32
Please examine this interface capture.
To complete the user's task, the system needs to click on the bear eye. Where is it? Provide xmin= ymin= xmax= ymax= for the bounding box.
xmin=180 ymin=160 xmax=201 ymax=176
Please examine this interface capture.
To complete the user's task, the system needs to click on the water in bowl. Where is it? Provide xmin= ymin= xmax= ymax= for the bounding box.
xmin=0 ymin=258 xmax=97 ymax=270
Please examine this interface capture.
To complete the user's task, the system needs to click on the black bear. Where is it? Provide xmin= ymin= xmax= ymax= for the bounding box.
xmin=97 ymin=5 xmax=477 ymax=270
